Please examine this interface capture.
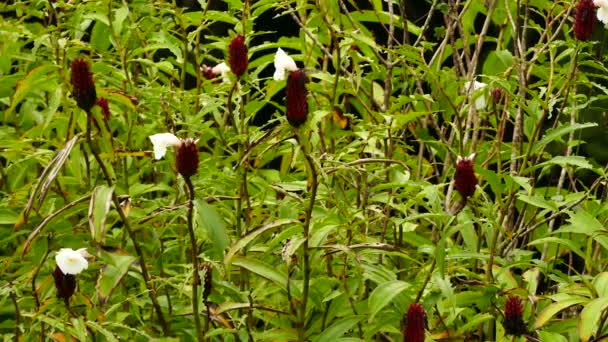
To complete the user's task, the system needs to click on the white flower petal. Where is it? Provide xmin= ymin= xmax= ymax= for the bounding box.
xmin=55 ymin=248 xmax=89 ymax=275
xmin=212 ymin=62 xmax=230 ymax=75
xmin=149 ymin=133 xmax=181 ymax=160
xmin=213 ymin=62 xmax=231 ymax=83
xmin=273 ymin=48 xmax=298 ymax=81
xmin=598 ymin=7 xmax=608 ymax=25
xmin=464 ymin=81 xmax=487 ymax=110
xmin=594 ymin=0 xmax=608 ymax=7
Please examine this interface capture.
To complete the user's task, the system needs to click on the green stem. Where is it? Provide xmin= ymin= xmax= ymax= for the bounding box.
xmin=185 ymin=177 xmax=203 ymax=342
xmin=85 ymin=111 xmax=169 ymax=335
xmin=296 ymin=131 xmax=318 ymax=342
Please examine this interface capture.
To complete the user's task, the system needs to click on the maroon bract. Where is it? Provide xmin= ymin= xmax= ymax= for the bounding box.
xmin=96 ymin=97 xmax=110 ymax=121
xmin=52 ymin=266 xmax=76 ymax=303
xmin=491 ymin=87 xmax=504 ymax=106
xmin=70 ymin=58 xmax=97 ymax=112
xmin=175 ymin=138 xmax=199 ymax=179
xmin=201 ymin=65 xmax=216 ymax=80
xmin=574 ymin=0 xmax=596 ymax=41
xmin=229 ymin=35 xmax=248 ymax=77
xmin=286 ymin=70 xmax=308 ymax=127
xmin=503 ymin=296 xmax=526 ymax=336
xmin=403 ymin=303 xmax=426 ymax=342
xmin=454 ymin=154 xmax=477 ymax=199
xmin=201 ymin=263 xmax=212 ymax=301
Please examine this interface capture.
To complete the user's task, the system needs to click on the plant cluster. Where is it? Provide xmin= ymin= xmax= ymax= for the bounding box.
xmin=2 ymin=0 xmax=608 ymax=341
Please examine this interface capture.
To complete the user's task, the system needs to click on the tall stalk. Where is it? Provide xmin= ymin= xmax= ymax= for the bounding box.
xmin=296 ymin=131 xmax=318 ymax=342
xmin=85 ymin=112 xmax=169 ymax=335
xmin=185 ymin=177 xmax=203 ymax=342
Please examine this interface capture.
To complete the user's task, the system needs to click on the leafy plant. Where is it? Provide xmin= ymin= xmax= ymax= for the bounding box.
xmin=1 ymin=0 xmax=608 ymax=341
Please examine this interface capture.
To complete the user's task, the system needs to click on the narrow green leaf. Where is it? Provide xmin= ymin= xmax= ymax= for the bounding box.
xmin=225 ymin=219 xmax=297 ymax=266
xmin=535 ymin=296 xmax=588 ymax=328
xmin=579 ymin=297 xmax=608 ymax=342
xmin=458 ymin=313 xmax=494 ymax=334
xmin=96 ymin=251 xmax=137 ymax=307
xmin=195 ymin=199 xmax=229 ymax=259
xmin=88 ymin=185 xmax=114 ymax=243
xmin=593 ymin=273 xmax=608 ymax=298
xmin=314 ymin=316 xmax=364 ymax=342
xmin=232 ymin=257 xmax=287 ymax=291
xmin=532 ymin=123 xmax=597 ymax=154
xmin=368 ymin=280 xmax=410 ymax=321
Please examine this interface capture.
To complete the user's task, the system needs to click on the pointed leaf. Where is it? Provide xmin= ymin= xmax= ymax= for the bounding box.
xmin=368 ymin=280 xmax=410 ymax=321
xmin=579 ymin=297 xmax=608 ymax=342
xmin=535 ymin=296 xmax=588 ymax=328
xmin=88 ymin=185 xmax=114 ymax=243
xmin=232 ymin=257 xmax=288 ymax=291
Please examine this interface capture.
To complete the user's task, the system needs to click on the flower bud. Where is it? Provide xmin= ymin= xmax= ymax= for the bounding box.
xmin=201 ymin=263 xmax=213 ymax=301
xmin=503 ymin=296 xmax=526 ymax=336
xmin=229 ymin=35 xmax=248 ymax=78
xmin=53 ymin=266 xmax=76 ymax=302
xmin=574 ymin=0 xmax=596 ymax=41
xmin=96 ymin=97 xmax=110 ymax=121
xmin=491 ymin=87 xmax=504 ymax=107
xmin=402 ymin=303 xmax=426 ymax=342
xmin=175 ymin=138 xmax=199 ymax=179
xmin=454 ymin=154 xmax=477 ymax=199
xmin=70 ymin=58 xmax=97 ymax=112
xmin=286 ymin=70 xmax=308 ymax=127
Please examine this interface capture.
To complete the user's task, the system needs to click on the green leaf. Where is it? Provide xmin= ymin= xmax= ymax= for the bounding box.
xmin=532 ymin=123 xmax=597 ymax=154
xmin=536 ymin=156 xmax=593 ymax=170
xmin=195 ymin=199 xmax=229 ymax=259
xmin=579 ymin=297 xmax=608 ymax=342
xmin=313 ymin=316 xmax=364 ymax=342
xmin=88 ymin=185 xmax=114 ymax=243
xmin=224 ymin=219 xmax=298 ymax=266
xmin=518 ymin=193 xmax=558 ymax=211
xmin=96 ymin=251 xmax=137 ymax=307
xmin=367 ymin=280 xmax=410 ymax=321
xmin=5 ymin=64 xmax=60 ymax=122
xmin=528 ymin=237 xmax=586 ymax=260
xmin=232 ymin=256 xmax=288 ymax=291
xmin=535 ymin=296 xmax=588 ymax=328
xmin=593 ymin=273 xmax=608 ymax=298
xmin=458 ymin=313 xmax=494 ymax=334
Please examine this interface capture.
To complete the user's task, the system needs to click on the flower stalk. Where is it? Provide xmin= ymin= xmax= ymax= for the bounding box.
xmin=296 ymin=131 xmax=318 ymax=342
xmin=185 ymin=177 xmax=204 ymax=342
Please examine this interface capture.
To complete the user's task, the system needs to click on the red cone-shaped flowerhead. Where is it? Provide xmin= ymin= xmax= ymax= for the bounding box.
xmin=52 ymin=266 xmax=76 ymax=303
xmin=286 ymin=69 xmax=308 ymax=127
xmin=175 ymin=138 xmax=199 ymax=179
xmin=229 ymin=35 xmax=248 ymax=77
xmin=454 ymin=154 xmax=477 ymax=199
xmin=503 ymin=296 xmax=526 ymax=336
xmin=70 ymin=58 xmax=97 ymax=112
xmin=574 ymin=0 xmax=596 ymax=41
xmin=403 ymin=303 xmax=426 ymax=342
xmin=96 ymin=97 xmax=110 ymax=121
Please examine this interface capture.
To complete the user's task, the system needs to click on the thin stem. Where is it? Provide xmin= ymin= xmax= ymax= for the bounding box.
xmin=296 ymin=131 xmax=318 ymax=342
xmin=185 ymin=177 xmax=203 ymax=342
xmin=85 ymin=111 xmax=169 ymax=335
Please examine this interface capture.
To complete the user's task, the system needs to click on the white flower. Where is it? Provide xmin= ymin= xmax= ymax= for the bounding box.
xmin=149 ymin=133 xmax=181 ymax=160
xmin=464 ymin=80 xmax=487 ymax=110
xmin=595 ymin=0 xmax=608 ymax=25
xmin=55 ymin=248 xmax=89 ymax=275
xmin=273 ymin=48 xmax=298 ymax=81
xmin=212 ymin=62 xmax=231 ymax=83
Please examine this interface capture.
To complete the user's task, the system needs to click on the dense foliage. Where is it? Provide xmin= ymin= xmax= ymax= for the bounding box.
xmin=2 ymin=0 xmax=608 ymax=341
